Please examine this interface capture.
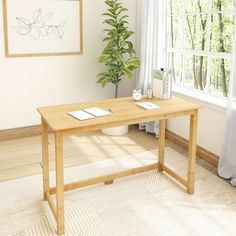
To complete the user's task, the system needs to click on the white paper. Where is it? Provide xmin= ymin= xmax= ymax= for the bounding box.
xmin=83 ymin=107 xmax=111 ymax=117
xmin=67 ymin=110 xmax=95 ymax=121
xmin=136 ymin=102 xmax=160 ymax=110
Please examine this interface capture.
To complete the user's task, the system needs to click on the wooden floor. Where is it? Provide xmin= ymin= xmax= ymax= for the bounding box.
xmin=0 ymin=126 xmax=169 ymax=182
xmin=0 ymin=125 xmax=217 ymax=182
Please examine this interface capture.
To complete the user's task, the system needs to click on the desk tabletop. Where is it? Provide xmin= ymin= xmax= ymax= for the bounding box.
xmin=38 ymin=97 xmax=200 ymax=133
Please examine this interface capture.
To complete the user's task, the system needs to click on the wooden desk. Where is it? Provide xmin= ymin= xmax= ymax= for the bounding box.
xmin=38 ymin=97 xmax=200 ymax=235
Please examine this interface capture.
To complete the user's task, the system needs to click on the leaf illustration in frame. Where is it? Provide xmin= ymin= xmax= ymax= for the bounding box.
xmin=16 ymin=26 xmax=30 ymax=35
xmin=16 ymin=17 xmax=30 ymax=28
xmin=40 ymin=25 xmax=53 ymax=36
xmin=30 ymin=26 xmax=40 ymax=40
xmin=58 ymin=21 xmax=66 ymax=28
xmin=33 ymin=9 xmax=42 ymax=24
xmin=54 ymin=21 xmax=66 ymax=39
xmin=54 ymin=26 xmax=64 ymax=39
xmin=42 ymin=12 xmax=53 ymax=25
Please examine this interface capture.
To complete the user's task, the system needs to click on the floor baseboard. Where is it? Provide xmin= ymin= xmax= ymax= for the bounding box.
xmin=0 ymin=125 xmax=41 ymax=141
xmin=166 ymin=129 xmax=219 ymax=167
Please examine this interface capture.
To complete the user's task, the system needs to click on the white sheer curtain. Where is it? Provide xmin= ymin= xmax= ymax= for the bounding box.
xmin=218 ymin=10 xmax=236 ymax=186
xmin=138 ymin=0 xmax=166 ymax=136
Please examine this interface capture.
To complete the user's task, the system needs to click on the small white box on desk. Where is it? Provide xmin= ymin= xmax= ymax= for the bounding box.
xmin=152 ymin=69 xmax=172 ymax=100
xmin=152 ymin=69 xmax=164 ymax=99
xmin=153 ymin=78 xmax=164 ymax=99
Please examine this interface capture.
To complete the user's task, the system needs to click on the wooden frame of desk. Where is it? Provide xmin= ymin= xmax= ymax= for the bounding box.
xmin=38 ymin=97 xmax=199 ymax=235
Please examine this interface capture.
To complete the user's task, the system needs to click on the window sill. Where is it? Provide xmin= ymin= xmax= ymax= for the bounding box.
xmin=172 ymin=85 xmax=227 ymax=113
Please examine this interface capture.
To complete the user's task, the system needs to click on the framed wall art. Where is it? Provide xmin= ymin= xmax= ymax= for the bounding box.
xmin=3 ymin=0 xmax=83 ymax=57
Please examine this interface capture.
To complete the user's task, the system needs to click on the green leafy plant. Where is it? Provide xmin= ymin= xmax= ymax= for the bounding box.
xmin=97 ymin=0 xmax=140 ymax=98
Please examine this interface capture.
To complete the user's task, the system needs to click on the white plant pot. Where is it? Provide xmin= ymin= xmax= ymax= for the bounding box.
xmin=101 ymin=125 xmax=129 ymax=136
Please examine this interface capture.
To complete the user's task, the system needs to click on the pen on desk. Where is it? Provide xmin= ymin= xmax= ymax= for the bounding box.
xmin=108 ymin=109 xmax=113 ymax=113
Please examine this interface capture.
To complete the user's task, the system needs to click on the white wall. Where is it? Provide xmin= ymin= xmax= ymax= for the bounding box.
xmin=0 ymin=0 xmax=137 ymax=130
xmin=167 ymin=95 xmax=226 ymax=156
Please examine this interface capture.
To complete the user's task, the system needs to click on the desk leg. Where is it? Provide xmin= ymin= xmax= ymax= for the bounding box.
xmin=55 ymin=132 xmax=65 ymax=235
xmin=187 ymin=110 xmax=198 ymax=194
xmin=158 ymin=120 xmax=165 ymax=171
xmin=41 ymin=118 xmax=49 ymax=201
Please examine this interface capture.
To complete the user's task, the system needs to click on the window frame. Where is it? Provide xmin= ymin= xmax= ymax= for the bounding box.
xmin=166 ymin=0 xmax=234 ymax=98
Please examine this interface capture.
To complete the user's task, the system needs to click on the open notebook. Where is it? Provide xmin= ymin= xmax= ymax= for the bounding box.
xmin=67 ymin=107 xmax=111 ymax=121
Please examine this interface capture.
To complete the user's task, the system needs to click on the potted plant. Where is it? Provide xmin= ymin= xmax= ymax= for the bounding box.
xmin=97 ymin=0 xmax=140 ymax=135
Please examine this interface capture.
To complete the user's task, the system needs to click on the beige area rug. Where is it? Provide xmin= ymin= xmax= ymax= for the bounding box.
xmin=0 ymin=148 xmax=236 ymax=236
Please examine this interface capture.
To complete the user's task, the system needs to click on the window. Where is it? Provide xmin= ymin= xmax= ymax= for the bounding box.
xmin=167 ymin=0 xmax=235 ymax=97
